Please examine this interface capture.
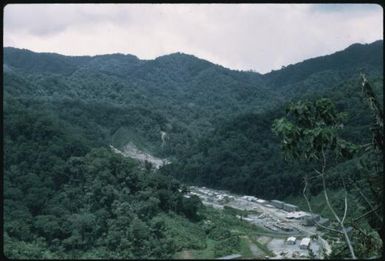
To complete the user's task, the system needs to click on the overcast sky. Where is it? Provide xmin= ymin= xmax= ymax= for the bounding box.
xmin=4 ymin=4 xmax=383 ymax=73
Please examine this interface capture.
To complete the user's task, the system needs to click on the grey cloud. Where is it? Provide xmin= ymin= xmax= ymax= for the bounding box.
xmin=4 ymin=4 xmax=383 ymax=73
xmin=4 ymin=4 xmax=132 ymax=36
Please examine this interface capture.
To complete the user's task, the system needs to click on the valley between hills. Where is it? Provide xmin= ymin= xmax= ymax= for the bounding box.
xmin=4 ymin=40 xmax=383 ymax=259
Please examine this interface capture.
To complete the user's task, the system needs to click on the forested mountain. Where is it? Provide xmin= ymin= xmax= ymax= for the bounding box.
xmin=4 ymin=47 xmax=273 ymax=157
xmin=3 ymin=40 xmax=383 ymax=258
xmin=4 ymin=41 xmax=382 ymax=156
xmin=267 ymin=41 xmax=382 ymax=80
xmin=162 ymin=75 xmax=383 ymax=197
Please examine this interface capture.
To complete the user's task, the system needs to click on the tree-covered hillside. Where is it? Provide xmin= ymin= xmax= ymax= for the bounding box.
xmin=165 ymin=72 xmax=383 ymax=199
xmin=5 ymin=40 xmax=382 ymax=157
xmin=4 ymin=47 xmax=273 ymax=157
xmin=4 ymin=39 xmax=383 ymax=204
xmin=263 ymin=40 xmax=383 ymax=96
xmin=3 ymin=40 xmax=383 ymax=258
xmin=4 ymin=92 xmax=210 ymax=258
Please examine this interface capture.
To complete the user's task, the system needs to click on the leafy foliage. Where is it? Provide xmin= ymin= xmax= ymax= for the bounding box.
xmin=3 ymin=101 xmax=203 ymax=259
xmin=3 ymin=40 xmax=383 ymax=258
xmin=272 ymin=95 xmax=383 ymax=259
xmin=272 ymin=98 xmax=359 ymax=161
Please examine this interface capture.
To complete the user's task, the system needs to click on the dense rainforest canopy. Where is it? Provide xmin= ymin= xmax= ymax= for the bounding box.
xmin=3 ymin=40 xmax=383 ymax=258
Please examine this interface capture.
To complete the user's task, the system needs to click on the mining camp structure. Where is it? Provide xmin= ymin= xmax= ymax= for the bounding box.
xmin=300 ymin=238 xmax=311 ymax=249
xmin=271 ymin=200 xmax=285 ymax=209
xmin=286 ymin=236 xmax=296 ymax=245
xmin=286 ymin=211 xmax=310 ymax=219
xmin=271 ymin=200 xmax=299 ymax=212
xmin=283 ymin=203 xmax=299 ymax=212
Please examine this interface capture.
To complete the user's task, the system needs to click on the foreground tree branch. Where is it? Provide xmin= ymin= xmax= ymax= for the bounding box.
xmin=272 ymin=98 xmax=360 ymax=259
xmin=359 ymin=74 xmax=384 ymax=246
xmin=302 ymin=176 xmax=343 ymax=235
xmin=320 ymin=150 xmax=356 ymax=259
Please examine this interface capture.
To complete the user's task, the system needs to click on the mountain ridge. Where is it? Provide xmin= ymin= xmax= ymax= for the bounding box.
xmin=4 ymin=38 xmax=383 ymax=259
xmin=4 ymin=39 xmax=382 ymax=75
xmin=4 ymin=39 xmax=383 ymax=158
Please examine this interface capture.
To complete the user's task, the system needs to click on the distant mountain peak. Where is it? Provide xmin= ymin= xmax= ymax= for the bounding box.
xmin=155 ymin=52 xmax=203 ymax=61
xmin=93 ymin=52 xmax=140 ymax=60
xmin=345 ymin=39 xmax=383 ymax=50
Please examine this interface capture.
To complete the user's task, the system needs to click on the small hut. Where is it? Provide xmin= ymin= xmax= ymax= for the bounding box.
xmin=286 ymin=236 xmax=296 ymax=245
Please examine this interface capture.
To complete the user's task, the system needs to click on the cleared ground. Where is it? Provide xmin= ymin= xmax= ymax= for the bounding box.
xmin=188 ymin=186 xmax=329 ymax=259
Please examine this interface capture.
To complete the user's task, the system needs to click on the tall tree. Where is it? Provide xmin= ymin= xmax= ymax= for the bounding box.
xmin=357 ymin=74 xmax=383 ymax=247
xmin=272 ymin=98 xmax=359 ymax=259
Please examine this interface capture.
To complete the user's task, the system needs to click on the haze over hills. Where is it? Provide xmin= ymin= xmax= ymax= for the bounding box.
xmin=3 ymin=40 xmax=383 ymax=258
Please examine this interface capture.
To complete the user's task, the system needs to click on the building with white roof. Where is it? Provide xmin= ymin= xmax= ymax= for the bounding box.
xmin=286 ymin=236 xmax=296 ymax=245
xmin=300 ymin=238 xmax=311 ymax=249
xmin=286 ymin=211 xmax=311 ymax=220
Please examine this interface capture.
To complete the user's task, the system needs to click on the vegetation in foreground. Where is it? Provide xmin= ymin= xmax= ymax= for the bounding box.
xmin=272 ymin=89 xmax=383 ymax=259
xmin=3 ymin=41 xmax=383 ymax=258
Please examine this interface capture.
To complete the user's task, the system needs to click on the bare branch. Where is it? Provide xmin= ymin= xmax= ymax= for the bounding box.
xmin=341 ymin=193 xmax=348 ymax=225
xmin=320 ymin=148 xmax=356 ymax=259
xmin=353 ymin=205 xmax=381 ymax=222
xmin=348 ymin=177 xmax=382 ymax=223
xmin=340 ymin=175 xmax=348 ymax=225
xmin=302 ymin=176 xmax=343 ymax=234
